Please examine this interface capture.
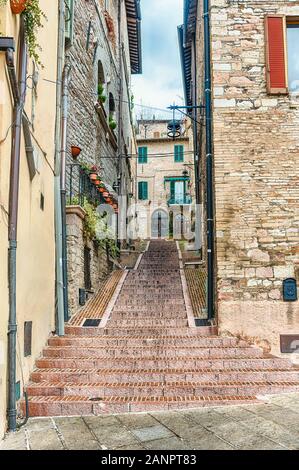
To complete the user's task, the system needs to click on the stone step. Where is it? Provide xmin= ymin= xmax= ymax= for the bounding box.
xmin=35 ymin=356 xmax=292 ymax=370
xmin=30 ymin=367 xmax=299 ymax=385
xmin=111 ymin=311 xmax=187 ymax=318
xmin=64 ymin=326 xmax=218 ymax=337
xmin=20 ymin=395 xmax=258 ymax=417
xmin=42 ymin=345 xmax=263 ymax=359
xmin=26 ymin=381 xmax=299 ymax=399
xmin=107 ymin=318 xmax=189 ymax=327
xmin=48 ymin=335 xmax=247 ymax=348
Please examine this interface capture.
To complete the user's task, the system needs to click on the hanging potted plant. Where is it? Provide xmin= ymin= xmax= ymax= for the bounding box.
xmin=9 ymin=0 xmax=28 ymax=14
xmin=109 ymin=116 xmax=117 ymax=131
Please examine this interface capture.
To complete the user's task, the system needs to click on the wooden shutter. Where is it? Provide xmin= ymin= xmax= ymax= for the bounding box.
xmin=265 ymin=15 xmax=288 ymax=94
xmin=138 ymin=147 xmax=148 ymax=163
xmin=138 ymin=182 xmax=148 ymax=200
xmin=174 ymin=145 xmax=184 ymax=162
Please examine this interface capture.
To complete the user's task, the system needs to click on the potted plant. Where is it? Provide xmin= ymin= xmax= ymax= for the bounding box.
xmin=109 ymin=116 xmax=117 ymax=131
xmin=71 ymin=145 xmax=82 ymax=159
xmin=97 ymin=84 xmax=107 ymax=104
xmin=2 ymin=0 xmax=46 ymax=65
xmin=9 ymin=0 xmax=27 ymax=14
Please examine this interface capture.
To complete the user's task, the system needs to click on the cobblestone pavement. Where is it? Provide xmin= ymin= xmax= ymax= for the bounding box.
xmin=1 ymin=393 xmax=299 ymax=450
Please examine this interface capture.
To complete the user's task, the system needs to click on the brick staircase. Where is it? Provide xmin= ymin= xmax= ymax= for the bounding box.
xmin=22 ymin=240 xmax=299 ymax=417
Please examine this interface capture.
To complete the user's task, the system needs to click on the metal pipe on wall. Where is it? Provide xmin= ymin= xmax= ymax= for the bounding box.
xmin=54 ymin=0 xmax=66 ymax=336
xmin=61 ymin=63 xmax=71 ymax=322
xmin=6 ymin=18 xmax=28 ymax=433
xmin=203 ymin=0 xmax=215 ymax=321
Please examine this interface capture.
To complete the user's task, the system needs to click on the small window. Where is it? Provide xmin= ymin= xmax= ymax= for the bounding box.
xmin=174 ymin=145 xmax=184 ymax=162
xmin=138 ymin=181 xmax=148 ymax=200
xmin=287 ymin=22 xmax=299 ymax=93
xmin=138 ymin=147 xmax=148 ymax=164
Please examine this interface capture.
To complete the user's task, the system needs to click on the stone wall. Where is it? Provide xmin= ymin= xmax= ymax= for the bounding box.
xmin=197 ymin=0 xmax=299 ymax=355
xmin=66 ymin=206 xmax=111 ymax=318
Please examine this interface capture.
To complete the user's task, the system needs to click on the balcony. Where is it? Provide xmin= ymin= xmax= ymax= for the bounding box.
xmin=168 ymin=195 xmax=192 ymax=206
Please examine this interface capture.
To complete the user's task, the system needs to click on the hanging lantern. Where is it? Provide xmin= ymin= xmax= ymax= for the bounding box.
xmin=167 ymin=119 xmax=181 ymax=140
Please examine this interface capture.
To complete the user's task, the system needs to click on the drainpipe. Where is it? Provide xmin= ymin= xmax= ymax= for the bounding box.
xmin=117 ymin=0 xmax=124 ymax=246
xmin=60 ymin=63 xmax=71 ymax=322
xmin=6 ymin=18 xmax=27 ymax=432
xmin=203 ymin=0 xmax=215 ymax=321
xmin=54 ymin=0 xmax=66 ymax=336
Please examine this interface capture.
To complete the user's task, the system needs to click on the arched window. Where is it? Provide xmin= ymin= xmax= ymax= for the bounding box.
xmin=97 ymin=61 xmax=106 ymax=104
xmin=109 ymin=92 xmax=116 ymax=118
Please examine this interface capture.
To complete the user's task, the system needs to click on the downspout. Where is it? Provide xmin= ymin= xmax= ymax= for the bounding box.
xmin=117 ymin=0 xmax=124 ymax=245
xmin=60 ymin=63 xmax=71 ymax=322
xmin=54 ymin=0 xmax=66 ymax=335
xmin=7 ymin=18 xmax=28 ymax=432
xmin=203 ymin=0 xmax=215 ymax=321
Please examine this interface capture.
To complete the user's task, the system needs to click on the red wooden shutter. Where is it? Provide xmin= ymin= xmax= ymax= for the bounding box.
xmin=265 ymin=16 xmax=288 ymax=94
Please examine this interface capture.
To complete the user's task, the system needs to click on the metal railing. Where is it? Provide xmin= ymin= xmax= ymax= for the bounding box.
xmin=168 ymin=195 xmax=192 ymax=205
xmin=66 ymin=163 xmax=105 ymax=207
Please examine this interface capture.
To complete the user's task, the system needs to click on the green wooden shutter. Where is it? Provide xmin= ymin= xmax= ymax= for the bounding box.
xmin=138 ymin=147 xmax=148 ymax=163
xmin=170 ymin=181 xmax=175 ymax=202
xmin=138 ymin=182 xmax=148 ymax=200
xmin=174 ymin=145 xmax=184 ymax=162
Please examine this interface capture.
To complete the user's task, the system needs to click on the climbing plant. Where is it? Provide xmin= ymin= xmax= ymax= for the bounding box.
xmin=0 ymin=0 xmax=46 ymax=65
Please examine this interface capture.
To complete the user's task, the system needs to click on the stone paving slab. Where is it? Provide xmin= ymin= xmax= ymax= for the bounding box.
xmin=1 ymin=393 xmax=299 ymax=450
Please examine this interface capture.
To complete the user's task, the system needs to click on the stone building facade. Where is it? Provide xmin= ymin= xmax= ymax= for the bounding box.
xmin=135 ymin=119 xmax=195 ymax=240
xmin=65 ymin=0 xmax=142 ymax=314
xmin=181 ymin=0 xmax=299 ymax=355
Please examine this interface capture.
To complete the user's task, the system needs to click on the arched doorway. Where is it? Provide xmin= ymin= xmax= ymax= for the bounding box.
xmin=151 ymin=210 xmax=169 ymax=239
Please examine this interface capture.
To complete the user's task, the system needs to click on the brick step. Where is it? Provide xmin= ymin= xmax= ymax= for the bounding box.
xmin=30 ymin=367 xmax=299 ymax=384
xmin=107 ymin=319 xmax=189 ymax=327
xmin=111 ymin=311 xmax=187 ymax=318
xmin=20 ymin=395 xmax=258 ymax=417
xmin=42 ymin=345 xmax=263 ymax=359
xmin=26 ymin=381 xmax=299 ymax=399
xmin=114 ymin=301 xmax=186 ymax=308
xmin=35 ymin=356 xmax=292 ymax=370
xmin=117 ymin=294 xmax=185 ymax=300
xmin=64 ymin=326 xmax=218 ymax=337
xmin=48 ymin=335 xmax=246 ymax=348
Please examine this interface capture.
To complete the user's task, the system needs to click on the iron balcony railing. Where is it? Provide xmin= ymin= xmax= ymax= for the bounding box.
xmin=168 ymin=195 xmax=192 ymax=205
xmin=66 ymin=163 xmax=105 ymax=207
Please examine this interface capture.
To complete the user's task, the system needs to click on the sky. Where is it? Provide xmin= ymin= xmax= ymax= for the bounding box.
xmin=132 ymin=0 xmax=184 ymax=120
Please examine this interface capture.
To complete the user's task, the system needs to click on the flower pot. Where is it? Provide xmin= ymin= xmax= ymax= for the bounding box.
xmin=103 ymin=191 xmax=109 ymax=198
xmin=10 ymin=0 xmax=28 ymax=14
xmin=105 ymin=198 xmax=111 ymax=203
xmin=90 ymin=173 xmax=97 ymax=181
xmin=95 ymin=179 xmax=101 ymax=186
xmin=99 ymin=187 xmax=105 ymax=193
xmin=71 ymin=145 xmax=81 ymax=159
xmin=113 ymin=204 xmax=118 ymax=209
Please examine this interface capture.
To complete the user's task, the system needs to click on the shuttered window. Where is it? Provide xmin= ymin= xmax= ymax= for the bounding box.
xmin=174 ymin=145 xmax=184 ymax=162
xmin=138 ymin=147 xmax=148 ymax=164
xmin=138 ymin=181 xmax=148 ymax=200
xmin=65 ymin=0 xmax=75 ymax=45
xmin=265 ymin=15 xmax=288 ymax=94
